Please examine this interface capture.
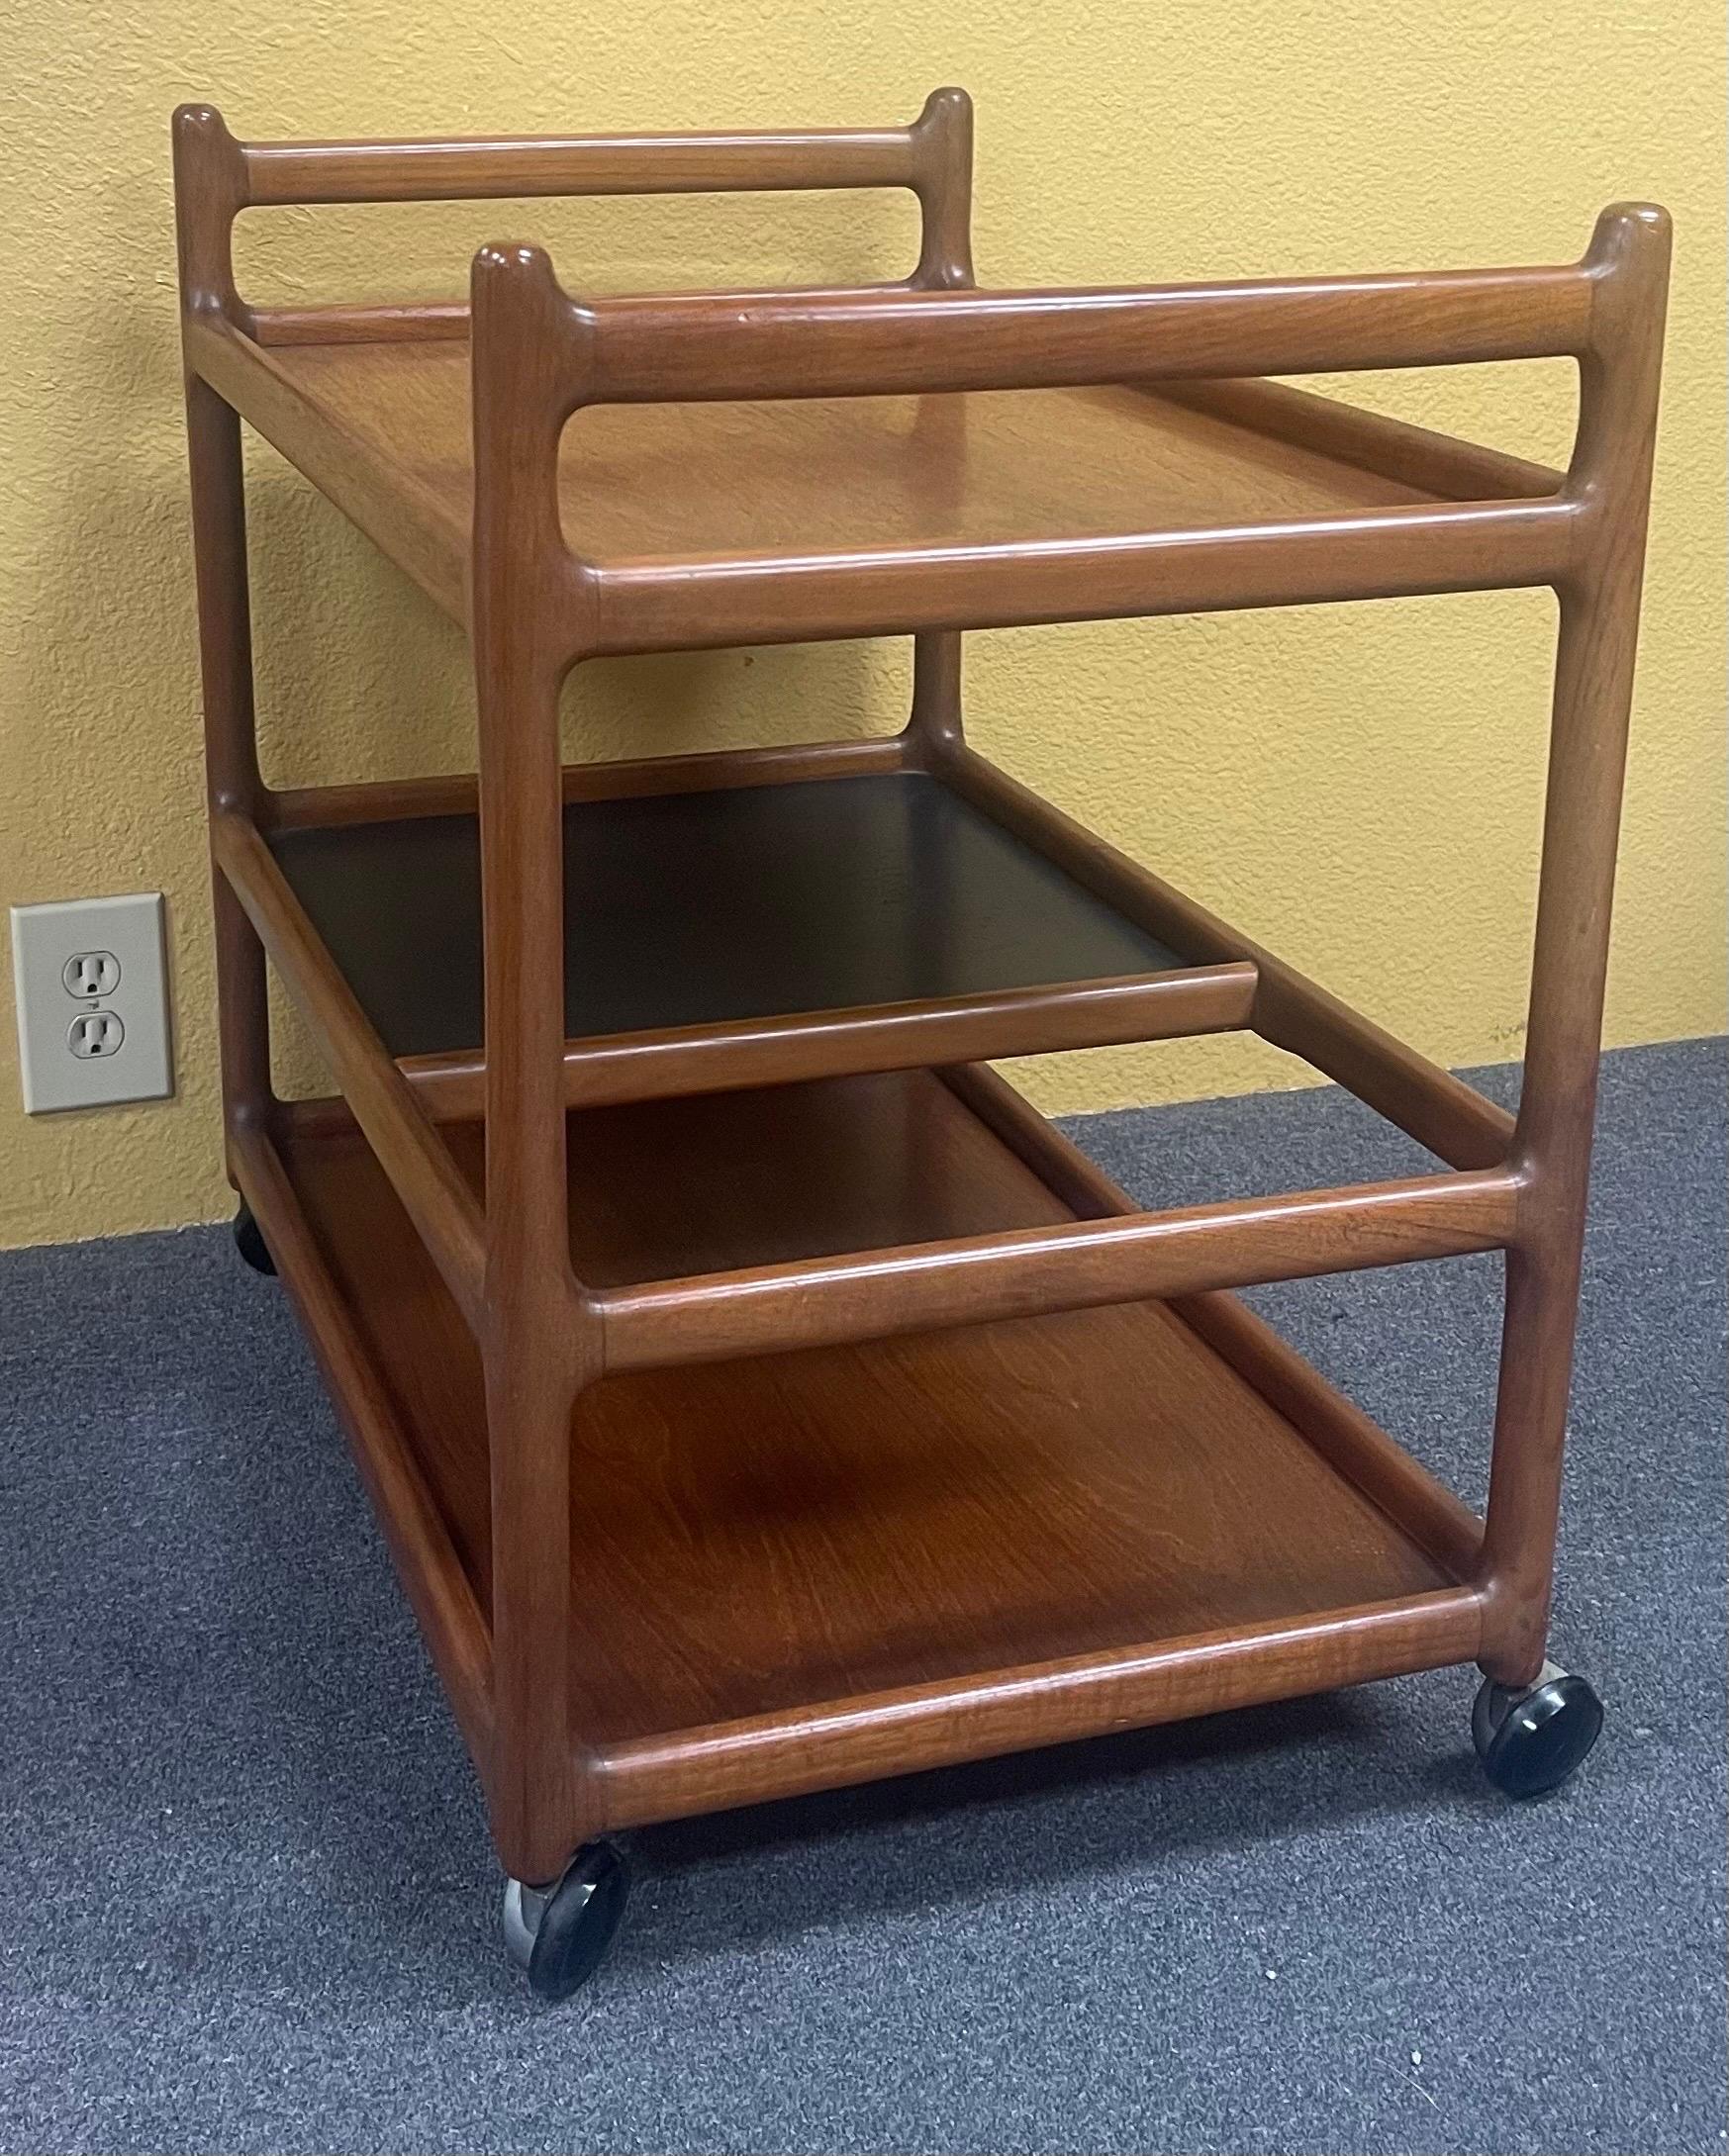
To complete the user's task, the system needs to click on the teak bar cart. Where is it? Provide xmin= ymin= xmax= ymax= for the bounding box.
xmin=172 ymin=90 xmax=1669 ymax=1999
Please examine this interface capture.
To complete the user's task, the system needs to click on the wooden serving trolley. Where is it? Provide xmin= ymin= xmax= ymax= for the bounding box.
xmin=172 ymin=90 xmax=1668 ymax=1998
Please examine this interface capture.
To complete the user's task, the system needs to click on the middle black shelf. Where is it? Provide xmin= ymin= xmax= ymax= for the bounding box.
xmin=264 ymin=763 xmax=1257 ymax=1112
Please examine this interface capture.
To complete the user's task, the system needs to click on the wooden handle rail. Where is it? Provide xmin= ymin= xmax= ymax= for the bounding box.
xmin=242 ymin=126 xmax=917 ymax=205
xmin=234 ymin=88 xmax=965 ymax=205
xmin=468 ymin=204 xmax=1651 ymax=416
xmin=175 ymin=90 xmax=977 ymax=342
xmin=555 ymin=263 xmax=1595 ymax=406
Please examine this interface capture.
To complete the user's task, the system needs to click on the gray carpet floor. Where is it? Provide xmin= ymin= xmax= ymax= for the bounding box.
xmin=1 ymin=1037 xmax=1723 ymax=2156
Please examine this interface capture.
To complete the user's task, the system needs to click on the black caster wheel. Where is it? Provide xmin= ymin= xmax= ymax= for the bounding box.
xmin=232 ymin=1203 xmax=276 ymax=1276
xmin=1472 ymin=1660 xmax=1603 ymax=1798
xmin=502 ymin=1840 xmax=629 ymax=2001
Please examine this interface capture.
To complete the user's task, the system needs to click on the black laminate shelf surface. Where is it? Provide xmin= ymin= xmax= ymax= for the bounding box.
xmin=269 ymin=771 xmax=1188 ymax=1059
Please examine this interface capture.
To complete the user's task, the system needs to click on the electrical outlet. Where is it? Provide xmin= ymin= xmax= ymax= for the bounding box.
xmin=68 ymin=1010 xmax=127 ymax=1059
xmin=11 ymin=893 xmax=173 ymax=1113
xmin=63 ymin=950 xmax=122 ymax=998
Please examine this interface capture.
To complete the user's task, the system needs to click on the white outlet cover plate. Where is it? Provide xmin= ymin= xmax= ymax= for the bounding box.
xmin=11 ymin=892 xmax=174 ymax=1113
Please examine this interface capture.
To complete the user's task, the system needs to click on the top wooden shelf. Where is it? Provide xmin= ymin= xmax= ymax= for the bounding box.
xmin=187 ymin=308 xmax=1572 ymax=657
xmin=267 ymin=338 xmax=1444 ymax=566
xmin=172 ymin=99 xmax=1626 ymax=664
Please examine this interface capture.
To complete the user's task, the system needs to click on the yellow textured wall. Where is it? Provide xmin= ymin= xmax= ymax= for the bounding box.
xmin=1 ymin=2 xmax=1723 ymax=1248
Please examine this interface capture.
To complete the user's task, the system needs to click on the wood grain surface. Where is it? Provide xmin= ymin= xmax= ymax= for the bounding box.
xmin=279 ymin=1072 xmax=1457 ymax=1750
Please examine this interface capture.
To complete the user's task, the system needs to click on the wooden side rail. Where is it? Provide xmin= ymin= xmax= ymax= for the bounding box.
xmin=586 ymin=496 xmax=1582 ymax=655
xmin=212 ymin=812 xmax=488 ymax=1328
xmin=247 ymin=286 xmax=928 ymax=349
xmin=229 ymin=1120 xmax=497 ymax=1766
xmin=938 ymin=1060 xmax=1489 ymax=1583
xmin=1153 ymin=379 xmax=1568 ymax=504
xmin=934 ymin=743 xmax=1518 ymax=1171
xmin=400 ymin=964 xmax=1259 ymax=1120
xmin=596 ymin=1587 xmax=1487 ymax=1828
xmin=262 ymin=735 xmax=912 ymax=828
xmin=594 ymin=1167 xmax=1523 ymax=1372
xmin=183 ymin=313 xmax=470 ymax=621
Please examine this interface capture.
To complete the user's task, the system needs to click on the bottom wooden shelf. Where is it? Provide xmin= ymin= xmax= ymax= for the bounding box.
xmin=262 ymin=1068 xmax=1484 ymax=1827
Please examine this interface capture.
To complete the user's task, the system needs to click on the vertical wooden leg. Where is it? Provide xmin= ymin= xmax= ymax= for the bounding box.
xmin=1476 ymin=207 xmax=1669 ymax=1687
xmin=480 ymin=1019 xmax=589 ymax=1884
xmin=1478 ymin=586 xmax=1638 ymax=1683
xmin=906 ymin=79 xmax=972 ymax=779
xmin=465 ymin=242 xmax=603 ymax=1883
xmin=184 ymin=372 xmax=271 ymax=1161
xmin=906 ymin=631 xmax=965 ymax=763
xmin=473 ymin=647 xmax=592 ymax=1883
xmin=1479 ymin=1247 xmax=1586 ymax=1684
xmin=482 ymin=1337 xmax=587 ymax=1882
